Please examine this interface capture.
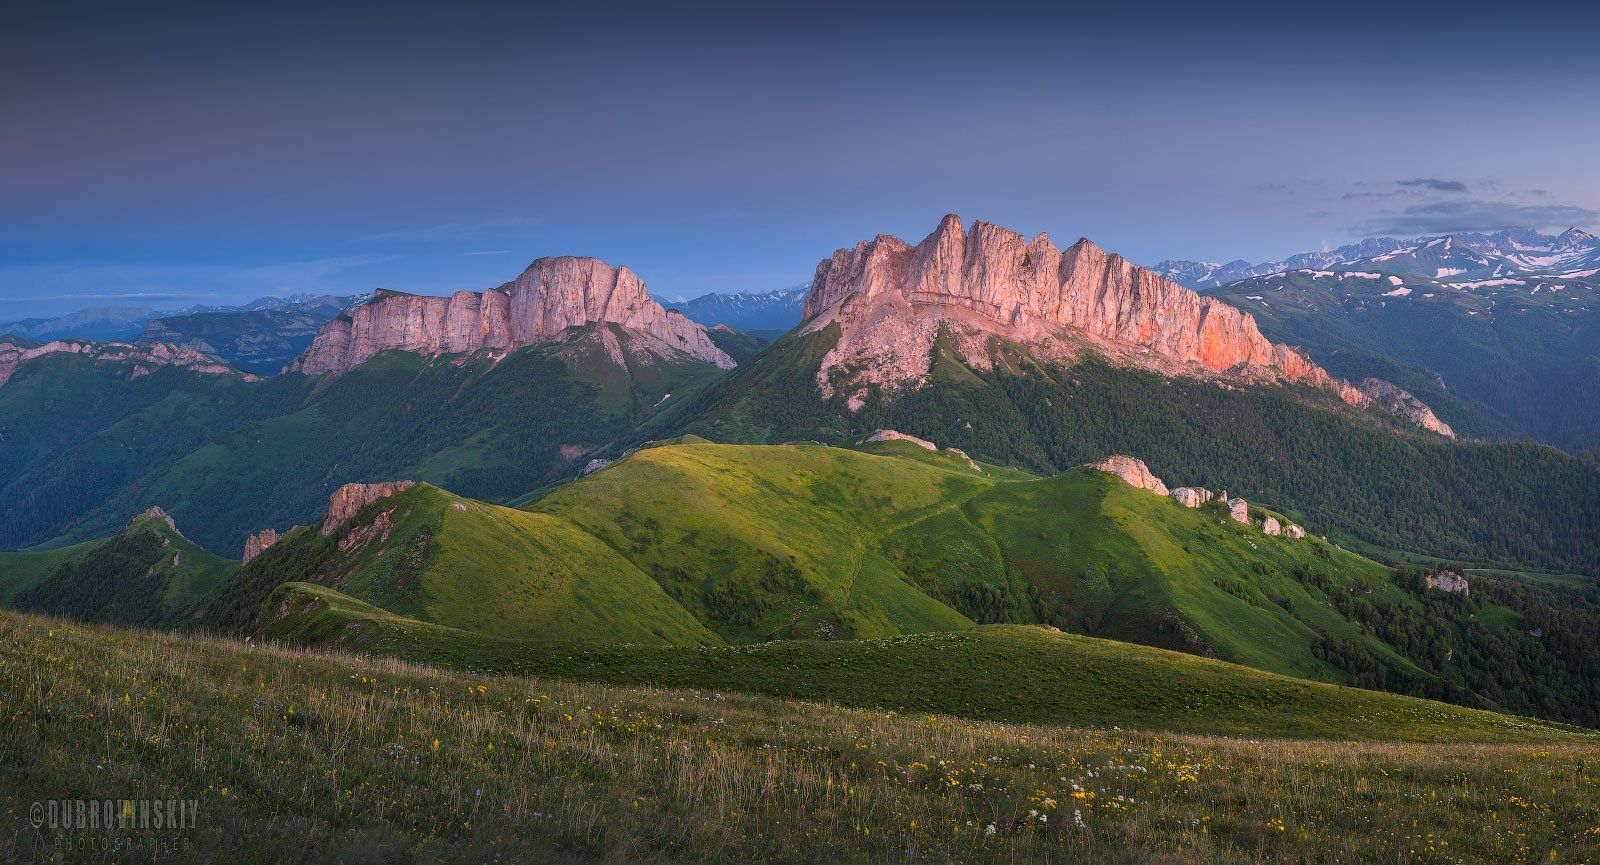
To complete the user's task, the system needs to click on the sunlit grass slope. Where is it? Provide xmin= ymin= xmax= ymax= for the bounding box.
xmin=5 ymin=611 xmax=1597 ymax=864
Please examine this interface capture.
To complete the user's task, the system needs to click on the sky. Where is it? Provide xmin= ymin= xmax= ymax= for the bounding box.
xmin=4 ymin=0 xmax=1600 ymax=318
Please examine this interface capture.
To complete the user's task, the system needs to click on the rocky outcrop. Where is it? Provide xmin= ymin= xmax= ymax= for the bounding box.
xmin=865 ymin=429 xmax=937 ymax=451
xmin=1169 ymin=487 xmax=1214 ymax=508
xmin=1284 ymin=524 xmax=1307 ymax=539
xmin=581 ymin=458 xmax=611 ymax=476
xmin=1357 ymin=378 xmax=1456 ymax=438
xmin=0 ymin=339 xmax=253 ymax=388
xmin=801 ymin=215 xmax=1369 ymax=409
xmin=130 ymin=505 xmax=180 ymax=536
xmin=1086 ymin=455 xmax=1169 ymax=496
xmin=1261 ymin=516 xmax=1282 ymax=536
xmin=290 ymin=257 xmax=734 ymax=376
xmin=1426 ymin=571 xmax=1470 ymax=595
xmin=321 ymin=481 xmax=416 ymax=534
xmin=1227 ymin=498 xmax=1250 ymax=524
xmin=242 ymin=529 xmax=279 ymax=564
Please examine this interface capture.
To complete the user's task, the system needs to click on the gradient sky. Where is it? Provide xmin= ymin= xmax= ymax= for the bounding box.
xmin=4 ymin=0 xmax=1600 ymax=318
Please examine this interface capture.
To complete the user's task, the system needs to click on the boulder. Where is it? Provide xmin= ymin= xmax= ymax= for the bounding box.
xmin=1261 ymin=516 xmax=1282 ymax=536
xmin=1086 ymin=455 xmax=1168 ymax=496
xmin=1284 ymin=524 xmax=1306 ymax=539
xmin=865 ymin=429 xmax=937 ymax=451
xmin=1169 ymin=486 xmax=1213 ymax=508
xmin=1426 ymin=571 xmax=1470 ymax=595
xmin=1227 ymin=497 xmax=1250 ymax=524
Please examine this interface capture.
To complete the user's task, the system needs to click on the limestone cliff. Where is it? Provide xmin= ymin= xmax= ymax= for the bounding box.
xmin=0 ymin=339 xmax=253 ymax=388
xmin=801 ymin=215 xmax=1368 ymax=409
xmin=290 ymin=256 xmax=734 ymax=375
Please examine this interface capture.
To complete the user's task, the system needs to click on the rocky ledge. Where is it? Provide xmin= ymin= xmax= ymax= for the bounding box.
xmin=0 ymin=339 xmax=253 ymax=388
xmin=1357 ymin=378 xmax=1456 ymax=438
xmin=289 ymin=257 xmax=734 ymax=376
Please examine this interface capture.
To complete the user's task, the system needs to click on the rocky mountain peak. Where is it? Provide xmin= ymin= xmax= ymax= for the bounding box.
xmin=290 ymin=256 xmax=734 ymax=376
xmin=800 ymin=215 xmax=1368 ymax=410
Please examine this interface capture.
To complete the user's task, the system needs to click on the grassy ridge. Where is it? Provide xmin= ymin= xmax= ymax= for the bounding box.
xmin=5 ymin=611 xmax=1597 ymax=864
xmin=259 ymin=588 xmax=1586 ymax=743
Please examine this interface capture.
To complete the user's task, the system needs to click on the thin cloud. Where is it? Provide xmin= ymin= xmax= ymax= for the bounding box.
xmin=0 ymin=255 xmax=392 ymax=316
xmin=1349 ymin=199 xmax=1599 ymax=235
xmin=1397 ymin=178 xmax=1470 ymax=193
xmin=364 ymin=217 xmax=542 ymax=244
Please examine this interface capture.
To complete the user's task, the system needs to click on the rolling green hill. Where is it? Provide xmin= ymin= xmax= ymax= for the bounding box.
xmin=186 ymin=439 xmax=1600 ymax=725
xmin=190 ymin=483 xmax=717 ymax=646
xmin=0 ymin=507 xmax=235 ymax=628
xmin=649 ymin=326 xmax=1600 ymax=578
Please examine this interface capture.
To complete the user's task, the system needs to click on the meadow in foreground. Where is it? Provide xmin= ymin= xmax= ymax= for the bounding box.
xmin=3 ymin=611 xmax=1598 ymax=864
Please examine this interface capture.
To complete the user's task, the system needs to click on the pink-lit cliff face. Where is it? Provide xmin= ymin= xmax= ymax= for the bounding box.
xmin=291 ymin=256 xmax=734 ymax=375
xmin=801 ymin=215 xmax=1368 ymax=409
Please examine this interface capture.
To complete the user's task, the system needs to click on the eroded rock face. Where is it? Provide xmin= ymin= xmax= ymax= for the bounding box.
xmin=1261 ymin=516 xmax=1282 ymax=536
xmin=1357 ymin=378 xmax=1456 ymax=438
xmin=865 ymin=429 xmax=937 ymax=451
xmin=1284 ymin=524 xmax=1307 ymax=539
xmin=321 ymin=481 xmax=416 ymax=534
xmin=1426 ymin=571 xmax=1470 ymax=595
xmin=290 ymin=257 xmax=734 ymax=376
xmin=801 ymin=215 xmax=1369 ymax=409
xmin=1087 ymin=455 xmax=1169 ymax=496
xmin=0 ymin=339 xmax=254 ymax=388
xmin=242 ymin=529 xmax=279 ymax=564
xmin=1228 ymin=498 xmax=1250 ymax=524
xmin=1169 ymin=486 xmax=1214 ymax=508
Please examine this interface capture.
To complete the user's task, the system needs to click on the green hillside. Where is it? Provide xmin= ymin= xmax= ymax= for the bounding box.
xmin=0 ymin=349 xmax=306 ymax=551
xmin=190 ymin=483 xmax=717 ymax=646
xmin=1 ymin=508 xmax=235 ymax=628
xmin=36 ymin=325 xmax=724 ymax=555
xmin=9 ymin=612 xmax=1597 ymax=864
xmin=650 ymin=326 xmax=1600 ymax=578
xmin=184 ymin=439 xmax=1600 ymax=725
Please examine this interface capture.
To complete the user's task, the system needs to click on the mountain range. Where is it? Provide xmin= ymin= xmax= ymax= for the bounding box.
xmin=660 ymin=284 xmax=808 ymax=333
xmin=1154 ymin=227 xmax=1600 ymax=289
xmin=1152 ymin=229 xmax=1600 ymax=451
xmin=4 ymin=214 xmax=1600 ymax=748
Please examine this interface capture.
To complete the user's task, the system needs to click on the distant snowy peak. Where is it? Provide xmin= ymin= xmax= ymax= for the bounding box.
xmin=660 ymin=285 xmax=808 ymax=332
xmin=1158 ymin=228 xmax=1600 ymax=289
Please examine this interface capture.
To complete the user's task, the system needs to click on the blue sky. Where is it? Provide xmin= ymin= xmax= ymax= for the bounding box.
xmin=4 ymin=0 xmax=1599 ymax=318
